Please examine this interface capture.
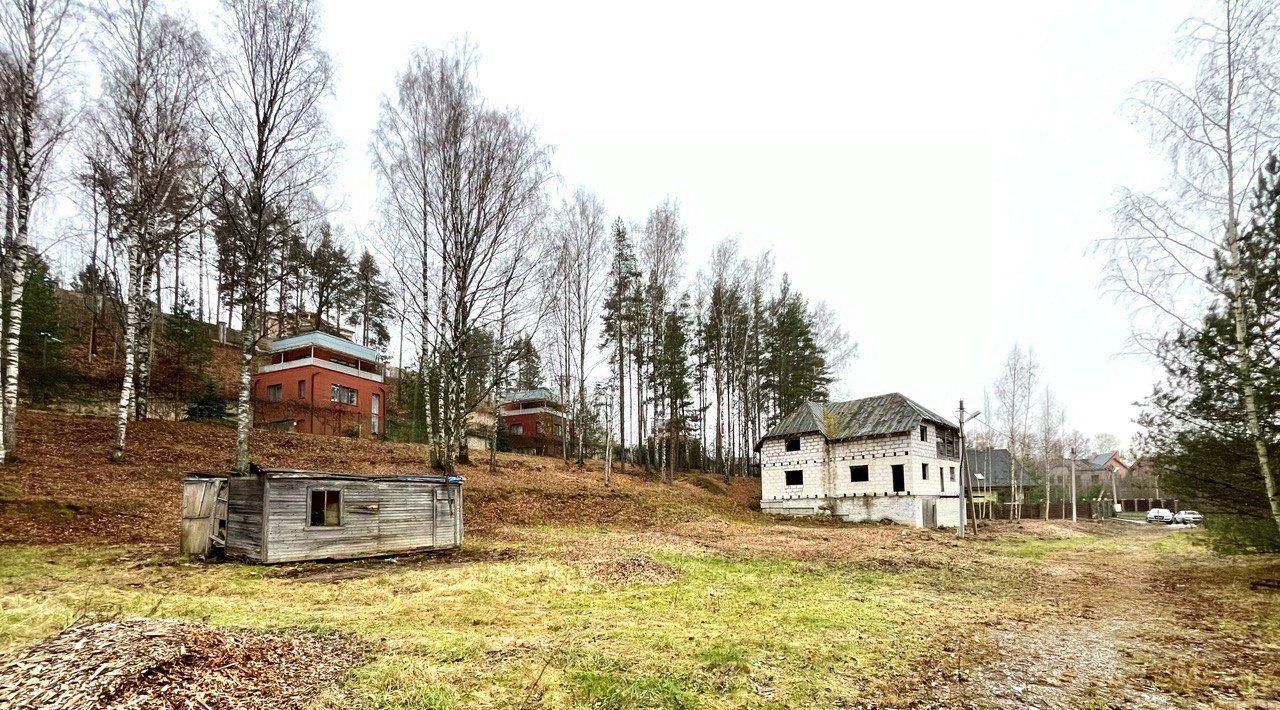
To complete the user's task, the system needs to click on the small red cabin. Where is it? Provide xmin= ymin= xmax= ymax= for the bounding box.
xmin=500 ymin=388 xmax=571 ymax=456
xmin=251 ymin=331 xmax=386 ymax=438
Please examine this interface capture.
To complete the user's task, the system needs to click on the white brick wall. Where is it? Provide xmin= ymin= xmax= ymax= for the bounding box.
xmin=759 ymin=423 xmax=964 ymax=529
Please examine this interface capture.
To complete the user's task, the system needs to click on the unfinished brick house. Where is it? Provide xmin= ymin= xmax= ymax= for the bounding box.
xmin=251 ymin=331 xmax=386 ymax=438
xmin=755 ymin=393 xmax=962 ymax=528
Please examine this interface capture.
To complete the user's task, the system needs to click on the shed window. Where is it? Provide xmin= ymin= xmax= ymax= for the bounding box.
xmin=919 ymin=425 xmax=928 ymax=441
xmin=850 ymin=465 xmax=869 ymax=482
xmin=309 ymin=489 xmax=341 ymax=527
xmin=510 ymin=423 xmax=524 ymax=435
xmin=331 ymin=384 xmax=357 ymax=405
xmin=921 ymin=463 xmax=929 ymax=480
xmin=298 ymin=380 xmax=307 ymax=398
xmin=784 ymin=469 xmax=804 ymax=486
xmin=949 ymin=466 xmax=956 ymax=482
xmin=267 ymin=383 xmax=282 ymax=402
xmin=785 ymin=438 xmax=801 ymax=452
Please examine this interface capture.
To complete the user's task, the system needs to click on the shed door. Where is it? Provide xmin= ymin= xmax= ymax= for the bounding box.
xmin=433 ymin=488 xmax=457 ymax=546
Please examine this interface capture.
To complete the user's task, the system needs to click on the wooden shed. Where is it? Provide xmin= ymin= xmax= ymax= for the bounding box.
xmin=182 ymin=469 xmax=463 ymax=563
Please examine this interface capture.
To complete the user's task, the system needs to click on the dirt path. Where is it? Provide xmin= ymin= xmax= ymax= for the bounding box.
xmin=942 ymin=526 xmax=1280 ymax=708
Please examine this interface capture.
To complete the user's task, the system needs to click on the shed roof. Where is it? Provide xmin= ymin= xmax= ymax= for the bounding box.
xmin=186 ymin=469 xmax=462 ymax=484
xmin=757 ymin=393 xmax=957 ymax=450
xmin=268 ymin=331 xmax=381 ymax=363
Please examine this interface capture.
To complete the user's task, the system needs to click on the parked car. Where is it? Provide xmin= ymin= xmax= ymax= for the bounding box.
xmin=1147 ymin=508 xmax=1174 ymax=524
xmin=1174 ymin=510 xmax=1204 ymax=525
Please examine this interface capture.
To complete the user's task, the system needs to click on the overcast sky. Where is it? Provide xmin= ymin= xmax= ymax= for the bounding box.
xmin=165 ymin=0 xmax=1198 ymax=447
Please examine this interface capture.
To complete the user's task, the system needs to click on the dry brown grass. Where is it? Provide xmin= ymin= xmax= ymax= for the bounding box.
xmin=0 ymin=410 xmax=760 ymax=545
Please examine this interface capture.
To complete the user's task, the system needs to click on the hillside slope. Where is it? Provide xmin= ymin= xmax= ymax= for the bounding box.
xmin=0 ymin=411 xmax=762 ymax=546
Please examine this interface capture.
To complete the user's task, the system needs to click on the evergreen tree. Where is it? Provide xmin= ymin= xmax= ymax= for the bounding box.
xmin=353 ymin=250 xmax=393 ymax=347
xmin=15 ymin=255 xmax=69 ymax=405
xmin=511 ymin=335 xmax=544 ymax=390
xmin=1141 ymin=154 xmax=1280 ymax=546
xmin=600 ymin=219 xmax=641 ymax=470
xmin=306 ymin=224 xmax=357 ymax=334
xmin=161 ymin=292 xmax=213 ymax=406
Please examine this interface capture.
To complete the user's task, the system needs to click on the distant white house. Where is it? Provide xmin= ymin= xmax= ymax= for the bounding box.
xmin=755 ymin=393 xmax=963 ymax=528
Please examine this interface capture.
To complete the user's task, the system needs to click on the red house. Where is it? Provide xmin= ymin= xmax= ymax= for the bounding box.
xmin=251 ymin=331 xmax=386 ymax=438
xmin=500 ymin=388 xmax=571 ymax=456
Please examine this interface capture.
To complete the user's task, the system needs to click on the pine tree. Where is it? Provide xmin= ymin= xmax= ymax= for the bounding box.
xmin=354 ymin=250 xmax=392 ymax=347
xmin=601 ymin=219 xmax=640 ymax=471
xmin=15 ymin=254 xmax=68 ymax=405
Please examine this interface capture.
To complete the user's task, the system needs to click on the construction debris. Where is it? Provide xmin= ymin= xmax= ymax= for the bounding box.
xmin=0 ymin=618 xmax=364 ymax=708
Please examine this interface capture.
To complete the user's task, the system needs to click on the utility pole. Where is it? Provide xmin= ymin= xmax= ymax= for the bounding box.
xmin=958 ymin=399 xmax=980 ymax=539
xmin=1069 ymin=446 xmax=1078 ymax=522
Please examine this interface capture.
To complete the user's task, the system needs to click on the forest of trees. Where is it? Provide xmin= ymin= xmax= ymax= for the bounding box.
xmin=0 ymin=0 xmax=852 ymax=479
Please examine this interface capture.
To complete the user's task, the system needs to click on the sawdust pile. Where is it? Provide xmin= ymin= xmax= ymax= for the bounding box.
xmin=0 ymin=618 xmax=363 ymax=708
xmin=586 ymin=553 xmax=681 ymax=585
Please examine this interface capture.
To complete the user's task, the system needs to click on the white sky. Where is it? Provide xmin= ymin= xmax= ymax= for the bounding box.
xmin=78 ymin=0 xmax=1200 ymax=447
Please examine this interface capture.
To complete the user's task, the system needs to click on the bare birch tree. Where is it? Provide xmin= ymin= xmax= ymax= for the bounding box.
xmin=203 ymin=0 xmax=332 ymax=472
xmin=993 ymin=345 xmax=1039 ymax=518
xmin=550 ymin=188 xmax=608 ymax=466
xmin=371 ymin=43 xmax=550 ymax=473
xmin=90 ymin=0 xmax=207 ymax=461
xmin=1101 ymin=0 xmax=1280 ymax=532
xmin=0 ymin=0 xmax=76 ymax=459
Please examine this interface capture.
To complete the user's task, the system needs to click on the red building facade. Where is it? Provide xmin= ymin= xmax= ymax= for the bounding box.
xmin=251 ymin=331 xmax=386 ymax=438
xmin=500 ymin=388 xmax=571 ymax=456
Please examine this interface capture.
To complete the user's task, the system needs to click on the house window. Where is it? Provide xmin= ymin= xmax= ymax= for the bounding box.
xmin=919 ymin=425 xmax=928 ymax=442
xmin=921 ymin=463 xmax=929 ymax=480
xmin=511 ymin=423 xmax=524 ymax=435
xmin=267 ymin=383 xmax=282 ymax=402
xmin=850 ymin=465 xmax=869 ymax=482
xmin=553 ymin=423 xmax=563 ymax=436
xmin=535 ymin=421 xmax=543 ymax=434
xmin=949 ymin=466 xmax=956 ymax=482
xmin=330 ymin=384 xmax=357 ymax=405
xmin=309 ymin=489 xmax=341 ymax=527
xmin=785 ymin=438 xmax=801 ymax=452
xmin=298 ymin=380 xmax=307 ymax=399
xmin=784 ymin=469 xmax=804 ymax=486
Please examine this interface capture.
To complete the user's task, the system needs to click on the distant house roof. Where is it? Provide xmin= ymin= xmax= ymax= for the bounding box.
xmin=268 ymin=330 xmax=380 ymax=363
xmin=503 ymin=388 xmax=560 ymax=405
xmin=1089 ymin=451 xmax=1126 ymax=469
xmin=965 ymin=448 xmax=1017 ymax=487
xmin=1071 ymin=458 xmax=1112 ymax=473
xmin=756 ymin=393 xmax=957 ymax=450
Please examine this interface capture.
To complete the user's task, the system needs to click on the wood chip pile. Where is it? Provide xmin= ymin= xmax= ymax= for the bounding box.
xmin=0 ymin=618 xmax=363 ymax=708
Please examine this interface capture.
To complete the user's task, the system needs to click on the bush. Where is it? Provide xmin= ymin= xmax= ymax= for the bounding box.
xmin=1199 ymin=515 xmax=1280 ymax=554
xmin=186 ymin=376 xmax=231 ymax=422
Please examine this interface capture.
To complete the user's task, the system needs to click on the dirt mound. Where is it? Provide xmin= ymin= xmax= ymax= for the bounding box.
xmin=586 ymin=553 xmax=681 ymax=585
xmin=0 ymin=618 xmax=363 ymax=708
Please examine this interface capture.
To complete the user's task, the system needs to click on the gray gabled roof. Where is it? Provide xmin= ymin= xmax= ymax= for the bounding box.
xmin=756 ymin=393 xmax=957 ymax=450
xmin=966 ymin=448 xmax=1016 ymax=486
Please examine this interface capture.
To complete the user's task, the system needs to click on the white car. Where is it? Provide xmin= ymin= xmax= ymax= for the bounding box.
xmin=1146 ymin=508 xmax=1174 ymax=524
xmin=1174 ymin=510 xmax=1204 ymax=525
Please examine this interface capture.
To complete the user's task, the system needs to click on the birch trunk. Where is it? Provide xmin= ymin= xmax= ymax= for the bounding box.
xmin=111 ymin=240 xmax=143 ymax=461
xmin=1225 ymin=217 xmax=1280 ymax=532
xmin=235 ymin=295 xmax=256 ymax=473
xmin=3 ymin=247 xmax=24 ymax=452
